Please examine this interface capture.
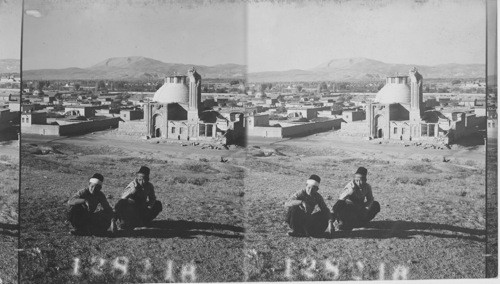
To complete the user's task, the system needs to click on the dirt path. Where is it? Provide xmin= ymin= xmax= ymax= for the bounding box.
xmin=250 ymin=132 xmax=485 ymax=166
xmin=23 ymin=132 xmax=247 ymax=162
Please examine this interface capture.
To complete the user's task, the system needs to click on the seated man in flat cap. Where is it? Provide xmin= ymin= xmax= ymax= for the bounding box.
xmin=67 ymin=173 xmax=113 ymax=236
xmin=284 ymin=174 xmax=333 ymax=237
xmin=112 ymin=166 xmax=163 ymax=231
xmin=330 ymin=167 xmax=380 ymax=232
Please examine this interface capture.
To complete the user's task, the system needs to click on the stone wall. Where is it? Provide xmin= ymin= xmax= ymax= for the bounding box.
xmin=59 ymin=118 xmax=120 ymax=136
xmin=117 ymin=120 xmax=145 ymax=137
xmin=248 ymin=119 xmax=342 ymax=138
xmin=282 ymin=119 xmax=341 ymax=137
xmin=247 ymin=125 xmax=283 ymax=138
xmin=22 ymin=124 xmax=60 ymax=135
xmin=343 ymin=111 xmax=365 ymax=122
xmin=339 ymin=121 xmax=369 ymax=137
xmin=22 ymin=117 xmax=121 ymax=136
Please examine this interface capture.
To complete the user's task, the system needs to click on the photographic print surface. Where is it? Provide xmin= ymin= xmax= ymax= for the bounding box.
xmin=20 ymin=0 xmax=247 ymax=282
xmin=245 ymin=0 xmax=489 ymax=281
xmin=0 ymin=0 xmax=21 ymax=283
xmin=14 ymin=0 xmax=499 ymax=283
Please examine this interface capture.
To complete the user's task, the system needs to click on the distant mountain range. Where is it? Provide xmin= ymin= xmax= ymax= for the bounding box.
xmin=22 ymin=56 xmax=246 ymax=80
xmin=0 ymin=59 xmax=20 ymax=74
xmin=248 ymin=57 xmax=485 ymax=82
xmin=4 ymin=56 xmax=487 ymax=82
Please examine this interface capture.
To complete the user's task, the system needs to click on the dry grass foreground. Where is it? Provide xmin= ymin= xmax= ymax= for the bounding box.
xmin=486 ymin=137 xmax=497 ymax=277
xmin=243 ymin=134 xmax=486 ymax=281
xmin=20 ymin=134 xmax=246 ymax=283
xmin=0 ymin=140 xmax=19 ymax=284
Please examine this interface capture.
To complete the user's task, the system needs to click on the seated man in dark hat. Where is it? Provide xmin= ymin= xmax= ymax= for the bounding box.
xmin=330 ymin=167 xmax=380 ymax=232
xmin=67 ymin=173 xmax=113 ymax=236
xmin=112 ymin=166 xmax=163 ymax=231
xmin=285 ymin=174 xmax=333 ymax=237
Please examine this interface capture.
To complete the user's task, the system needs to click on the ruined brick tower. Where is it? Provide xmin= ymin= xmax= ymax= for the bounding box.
xmin=187 ymin=67 xmax=202 ymax=122
xmin=409 ymin=67 xmax=423 ymax=122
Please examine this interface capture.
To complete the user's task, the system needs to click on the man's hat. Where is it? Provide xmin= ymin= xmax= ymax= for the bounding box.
xmin=355 ymin=167 xmax=368 ymax=176
xmin=306 ymin=174 xmax=321 ymax=187
xmin=138 ymin=166 xmax=150 ymax=177
xmin=89 ymin=173 xmax=104 ymax=185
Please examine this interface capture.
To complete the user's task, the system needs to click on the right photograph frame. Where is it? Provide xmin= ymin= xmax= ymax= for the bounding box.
xmin=244 ymin=0 xmax=496 ymax=281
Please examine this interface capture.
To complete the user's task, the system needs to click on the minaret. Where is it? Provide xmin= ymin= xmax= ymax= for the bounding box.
xmin=187 ymin=67 xmax=201 ymax=122
xmin=409 ymin=67 xmax=423 ymax=122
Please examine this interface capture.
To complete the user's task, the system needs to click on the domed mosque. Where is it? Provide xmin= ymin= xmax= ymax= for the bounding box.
xmin=374 ymin=76 xmax=411 ymax=104
xmin=366 ymin=67 xmax=484 ymax=143
xmin=144 ymin=67 xmax=245 ymax=144
xmin=152 ymin=76 xmax=190 ymax=104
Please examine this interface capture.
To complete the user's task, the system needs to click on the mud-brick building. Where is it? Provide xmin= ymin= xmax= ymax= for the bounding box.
xmin=367 ymin=68 xmax=485 ymax=143
xmin=0 ymin=108 xmax=19 ymax=132
xmin=120 ymin=109 xmax=143 ymax=121
xmin=64 ymin=106 xmax=97 ymax=118
xmin=21 ymin=110 xmax=120 ymax=136
xmin=144 ymin=68 xmax=245 ymax=144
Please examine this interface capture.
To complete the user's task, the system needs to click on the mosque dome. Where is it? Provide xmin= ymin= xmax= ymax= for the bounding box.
xmin=153 ymin=76 xmax=189 ymax=104
xmin=375 ymin=76 xmax=411 ymax=104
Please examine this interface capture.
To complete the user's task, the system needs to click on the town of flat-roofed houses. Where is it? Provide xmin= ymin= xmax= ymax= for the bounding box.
xmin=18 ymin=62 xmax=488 ymax=150
xmin=0 ymin=73 xmax=21 ymax=139
xmin=20 ymin=63 xmax=247 ymax=149
xmin=246 ymin=67 xmax=488 ymax=148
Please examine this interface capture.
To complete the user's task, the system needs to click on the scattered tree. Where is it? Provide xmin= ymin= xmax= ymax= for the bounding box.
xmin=97 ymin=80 xmax=106 ymax=90
xmin=36 ymin=81 xmax=45 ymax=91
xmin=318 ymin=82 xmax=328 ymax=92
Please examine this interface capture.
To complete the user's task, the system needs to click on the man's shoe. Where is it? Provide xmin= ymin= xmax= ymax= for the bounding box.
xmin=333 ymin=220 xmax=352 ymax=231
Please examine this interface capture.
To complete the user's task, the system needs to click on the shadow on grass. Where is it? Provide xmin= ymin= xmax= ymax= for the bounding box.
xmin=326 ymin=220 xmax=485 ymax=242
xmin=113 ymin=219 xmax=244 ymax=239
xmin=0 ymin=223 xmax=18 ymax=237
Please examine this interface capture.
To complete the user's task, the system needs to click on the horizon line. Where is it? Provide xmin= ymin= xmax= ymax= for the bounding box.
xmin=2 ymin=55 xmax=486 ymax=72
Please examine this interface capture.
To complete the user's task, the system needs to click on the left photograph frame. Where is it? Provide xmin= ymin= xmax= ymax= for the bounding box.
xmin=18 ymin=0 xmax=247 ymax=283
xmin=0 ymin=0 xmax=21 ymax=283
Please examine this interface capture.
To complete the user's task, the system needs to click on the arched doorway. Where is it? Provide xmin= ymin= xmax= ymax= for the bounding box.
xmin=153 ymin=114 xmax=162 ymax=138
xmin=374 ymin=114 xmax=384 ymax=138
xmin=378 ymin=128 xmax=383 ymax=138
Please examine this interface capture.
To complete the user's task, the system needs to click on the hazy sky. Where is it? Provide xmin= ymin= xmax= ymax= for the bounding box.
xmin=248 ymin=0 xmax=487 ymax=72
xmin=14 ymin=0 xmax=492 ymax=72
xmin=23 ymin=0 xmax=247 ymax=70
xmin=0 ymin=0 xmax=22 ymax=60
xmin=487 ymin=0 xmax=496 ymax=78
